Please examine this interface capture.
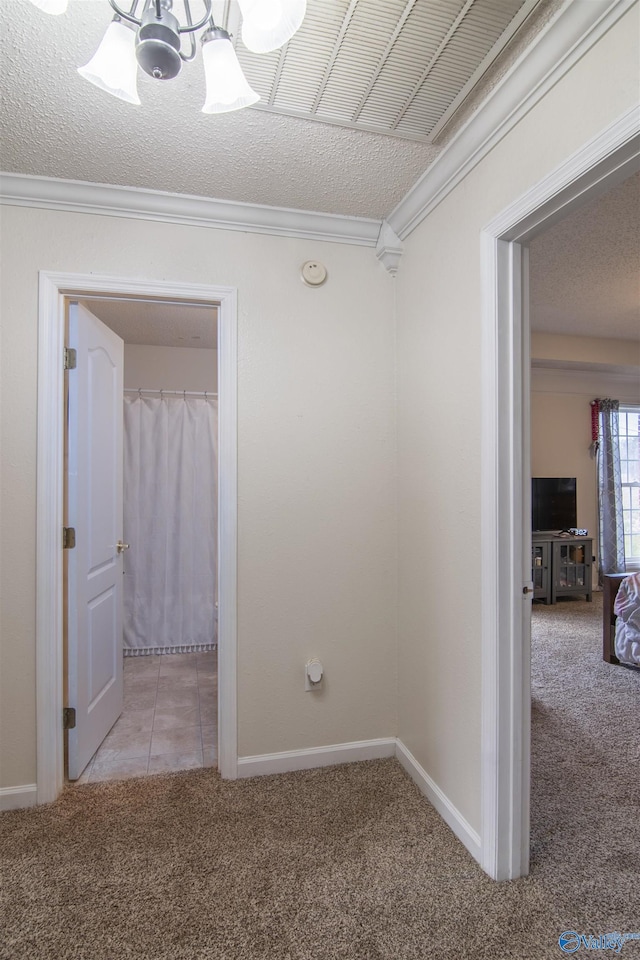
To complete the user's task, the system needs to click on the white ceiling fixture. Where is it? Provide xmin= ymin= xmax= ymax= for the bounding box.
xmin=29 ymin=0 xmax=307 ymax=114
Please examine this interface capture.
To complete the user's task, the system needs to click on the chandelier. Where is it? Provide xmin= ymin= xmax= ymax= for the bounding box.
xmin=28 ymin=0 xmax=307 ymax=113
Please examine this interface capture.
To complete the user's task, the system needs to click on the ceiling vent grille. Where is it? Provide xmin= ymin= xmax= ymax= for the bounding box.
xmin=235 ymin=0 xmax=539 ymax=142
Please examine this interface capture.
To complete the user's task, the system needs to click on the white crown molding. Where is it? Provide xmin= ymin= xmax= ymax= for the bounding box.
xmin=531 ymin=360 xmax=640 ymax=400
xmin=0 ymin=2 xmax=635 ymax=251
xmin=0 ymin=173 xmax=382 ymax=248
xmin=532 ymin=358 xmax=640 ymax=376
xmin=237 ymin=737 xmax=396 ymax=779
xmin=387 ymin=0 xmax=639 ymax=241
xmin=376 ymin=221 xmax=404 ymax=275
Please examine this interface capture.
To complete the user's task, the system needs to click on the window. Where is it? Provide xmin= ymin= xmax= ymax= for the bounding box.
xmin=619 ymin=405 xmax=640 ymax=566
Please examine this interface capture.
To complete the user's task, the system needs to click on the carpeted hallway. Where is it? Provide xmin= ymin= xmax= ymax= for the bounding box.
xmin=2 ymin=594 xmax=639 ymax=960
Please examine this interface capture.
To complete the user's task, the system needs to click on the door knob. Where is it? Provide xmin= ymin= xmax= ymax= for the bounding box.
xmin=116 ymin=541 xmax=130 ymax=553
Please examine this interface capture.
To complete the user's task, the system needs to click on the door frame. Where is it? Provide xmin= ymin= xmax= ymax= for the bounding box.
xmin=36 ymin=272 xmax=238 ymax=803
xmin=480 ymin=107 xmax=640 ymax=880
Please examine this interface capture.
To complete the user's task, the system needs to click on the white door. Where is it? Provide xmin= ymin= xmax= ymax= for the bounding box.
xmin=67 ymin=302 xmax=125 ymax=780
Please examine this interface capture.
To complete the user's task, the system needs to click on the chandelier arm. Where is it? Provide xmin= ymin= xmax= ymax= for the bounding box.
xmin=177 ymin=0 xmax=212 ymax=34
xmin=108 ymin=0 xmax=142 ymax=26
xmin=178 ymin=0 xmax=197 ymax=61
xmin=179 ymin=34 xmax=197 ymax=61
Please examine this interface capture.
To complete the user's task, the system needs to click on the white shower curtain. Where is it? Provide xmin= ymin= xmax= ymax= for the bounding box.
xmin=123 ymin=395 xmax=218 ymax=655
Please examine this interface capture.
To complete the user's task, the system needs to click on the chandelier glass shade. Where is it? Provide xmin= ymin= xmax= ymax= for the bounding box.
xmin=77 ymin=20 xmax=141 ymax=106
xmin=201 ymin=30 xmax=259 ymax=114
xmin=29 ymin=0 xmax=306 ymax=114
xmin=238 ymin=0 xmax=306 ymax=54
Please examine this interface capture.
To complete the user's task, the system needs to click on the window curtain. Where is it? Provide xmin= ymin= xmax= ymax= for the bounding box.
xmin=123 ymin=395 xmax=218 ymax=655
xmin=597 ymin=398 xmax=626 ymax=578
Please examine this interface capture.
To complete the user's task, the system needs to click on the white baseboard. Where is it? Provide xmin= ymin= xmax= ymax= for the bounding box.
xmin=7 ymin=741 xmax=480 ymax=870
xmin=0 ymin=784 xmax=38 ymax=812
xmin=238 ymin=737 xmax=481 ymax=868
xmin=395 ymin=739 xmax=482 ymax=865
xmin=237 ymin=737 xmax=396 ymax=779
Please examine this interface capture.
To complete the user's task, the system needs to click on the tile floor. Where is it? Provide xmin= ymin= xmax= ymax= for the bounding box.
xmin=73 ymin=651 xmax=217 ymax=784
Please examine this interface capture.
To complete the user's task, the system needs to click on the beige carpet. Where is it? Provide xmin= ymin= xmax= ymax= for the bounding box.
xmin=2 ymin=594 xmax=639 ymax=960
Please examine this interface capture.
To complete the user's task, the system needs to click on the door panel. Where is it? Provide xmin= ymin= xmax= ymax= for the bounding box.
xmin=67 ymin=302 xmax=124 ymax=780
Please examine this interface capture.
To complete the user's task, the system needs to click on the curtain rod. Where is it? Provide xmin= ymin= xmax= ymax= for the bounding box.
xmin=124 ymin=388 xmax=218 ymax=398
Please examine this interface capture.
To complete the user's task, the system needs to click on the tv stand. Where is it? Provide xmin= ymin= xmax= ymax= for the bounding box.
xmin=532 ymin=535 xmax=593 ymax=604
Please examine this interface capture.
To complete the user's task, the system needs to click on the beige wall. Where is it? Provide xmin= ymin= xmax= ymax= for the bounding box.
xmin=532 ymin=333 xmax=640 ymax=366
xmin=531 ymin=334 xmax=640 ymax=582
xmin=0 ymin=212 xmax=397 ymax=788
xmin=395 ymin=4 xmax=639 ymax=833
xmin=124 ymin=344 xmax=217 ymax=392
xmin=531 ymin=389 xmax=597 ymax=570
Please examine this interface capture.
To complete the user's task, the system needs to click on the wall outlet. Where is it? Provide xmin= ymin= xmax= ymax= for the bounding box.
xmin=305 ymin=659 xmax=323 ymax=691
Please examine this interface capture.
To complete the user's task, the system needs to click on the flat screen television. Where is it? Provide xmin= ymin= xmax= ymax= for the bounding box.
xmin=532 ymin=477 xmax=577 ymax=532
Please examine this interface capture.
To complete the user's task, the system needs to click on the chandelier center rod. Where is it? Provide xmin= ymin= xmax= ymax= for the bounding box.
xmin=108 ymin=0 xmax=212 ymax=34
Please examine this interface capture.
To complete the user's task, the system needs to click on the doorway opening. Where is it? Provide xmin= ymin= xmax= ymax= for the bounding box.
xmin=480 ymin=110 xmax=639 ymax=881
xmin=36 ymin=274 xmax=238 ymax=805
xmin=526 ymin=169 xmax=640 ymax=890
xmin=65 ymin=295 xmax=219 ymax=784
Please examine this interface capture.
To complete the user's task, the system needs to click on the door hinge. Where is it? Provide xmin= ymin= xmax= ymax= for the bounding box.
xmin=63 ymin=707 xmax=76 ymax=730
xmin=64 ymin=347 xmax=77 ymax=371
xmin=63 ymin=527 xmax=76 ymax=549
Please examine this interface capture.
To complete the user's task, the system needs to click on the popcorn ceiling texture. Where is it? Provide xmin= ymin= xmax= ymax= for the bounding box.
xmin=0 ymin=0 xmax=634 ymax=338
xmin=529 ymin=172 xmax=640 ymax=341
xmin=82 ymin=299 xmax=218 ymax=349
xmin=0 ymin=2 xmax=437 ymax=219
xmin=0 ymin=0 xmax=554 ymax=219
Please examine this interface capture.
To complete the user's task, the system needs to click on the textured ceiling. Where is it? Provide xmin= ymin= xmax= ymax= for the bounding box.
xmin=529 ymin=172 xmax=640 ymax=342
xmin=5 ymin=0 xmax=633 ymax=344
xmin=81 ymin=298 xmax=217 ymax=348
xmin=0 ymin=0 xmax=549 ymax=218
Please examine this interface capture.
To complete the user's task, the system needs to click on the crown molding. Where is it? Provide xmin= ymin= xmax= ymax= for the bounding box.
xmin=376 ymin=221 xmax=403 ymax=275
xmin=532 ymin=358 xmax=640 ymax=376
xmin=0 ymin=172 xmax=382 ymax=248
xmin=1 ymin=0 xmax=634 ymax=257
xmin=387 ymin=0 xmax=639 ymax=241
xmin=531 ymin=358 xmax=640 ymax=400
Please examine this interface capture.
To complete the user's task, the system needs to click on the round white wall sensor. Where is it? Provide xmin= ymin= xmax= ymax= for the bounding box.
xmin=301 ymin=261 xmax=327 ymax=287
